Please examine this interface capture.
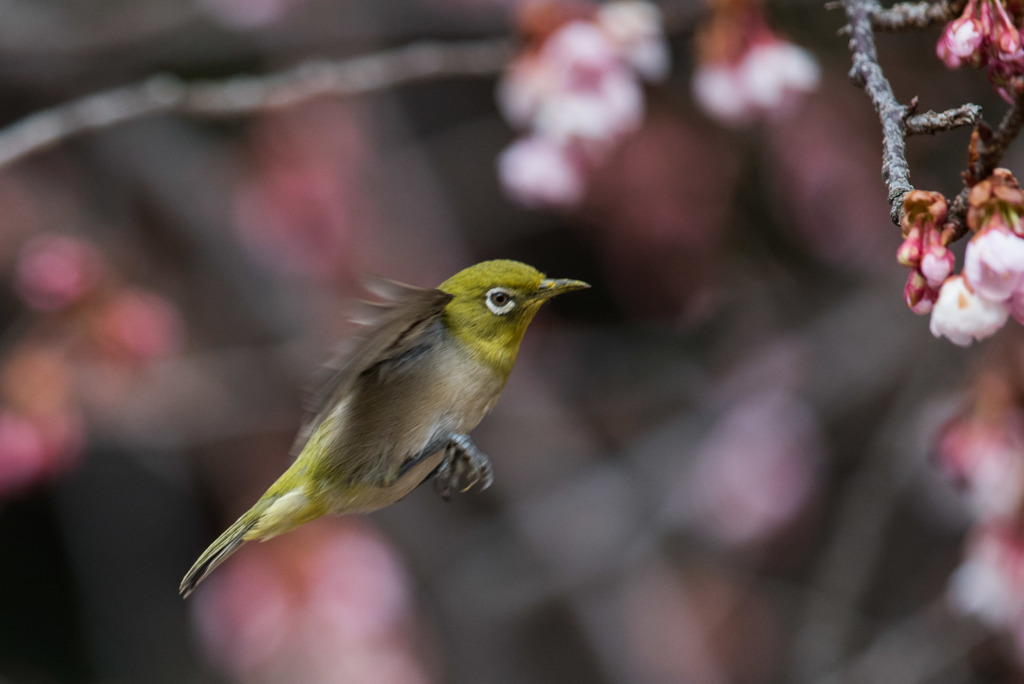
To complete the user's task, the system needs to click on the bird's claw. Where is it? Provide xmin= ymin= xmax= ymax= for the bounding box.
xmin=433 ymin=434 xmax=493 ymax=502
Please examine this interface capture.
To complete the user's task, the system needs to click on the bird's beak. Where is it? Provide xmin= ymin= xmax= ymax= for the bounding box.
xmin=534 ymin=278 xmax=591 ymax=300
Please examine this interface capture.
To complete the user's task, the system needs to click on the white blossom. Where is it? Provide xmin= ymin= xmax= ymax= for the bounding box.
xmin=963 ymin=227 xmax=1024 ymax=302
xmin=929 ymin=275 xmax=1010 ymax=346
xmin=497 ymin=137 xmax=585 ymax=209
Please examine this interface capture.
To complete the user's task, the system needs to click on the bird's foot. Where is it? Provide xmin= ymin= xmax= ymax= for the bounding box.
xmin=433 ymin=434 xmax=493 ymax=502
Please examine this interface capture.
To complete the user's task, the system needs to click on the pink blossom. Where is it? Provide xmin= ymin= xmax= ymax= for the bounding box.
xmin=921 ymin=244 xmax=955 ymax=289
xmin=682 ymin=392 xmax=822 ymax=547
xmin=0 ymin=410 xmax=83 ymax=497
xmin=0 ymin=411 xmax=47 ymax=496
xmin=532 ymin=22 xmax=646 ymax=144
xmin=963 ymin=227 xmax=1024 ymax=301
xmin=95 ymin=290 xmax=185 ymax=361
xmin=692 ymin=40 xmax=820 ymax=127
xmin=949 ymin=524 xmax=1024 ymax=629
xmin=595 ymin=1 xmax=671 ymax=82
xmin=497 ymin=136 xmax=587 ymax=208
xmin=15 ymin=235 xmax=102 ymax=311
xmin=936 ymin=411 xmax=1024 ymax=520
xmin=937 ymin=14 xmax=985 ymax=68
xmin=742 ymin=42 xmax=821 ymax=110
xmin=194 ymin=522 xmax=427 ymax=684
xmin=930 ymin=274 xmax=1009 ymax=345
xmin=691 ymin=64 xmax=752 ymax=125
xmin=497 ymin=55 xmax=554 ymax=131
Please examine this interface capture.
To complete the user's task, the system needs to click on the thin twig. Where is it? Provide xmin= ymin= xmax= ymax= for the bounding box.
xmin=870 ymin=0 xmax=968 ymax=31
xmin=844 ymin=0 xmax=914 ymax=225
xmin=0 ymin=37 xmax=515 ymax=170
xmin=905 ymin=103 xmax=982 ymax=135
xmin=944 ymin=93 xmax=1024 ymax=242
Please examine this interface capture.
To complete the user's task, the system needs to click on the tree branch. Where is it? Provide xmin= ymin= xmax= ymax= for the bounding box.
xmin=0 ymin=37 xmax=515 ymax=170
xmin=869 ymin=0 xmax=968 ymax=31
xmin=905 ymin=103 xmax=982 ymax=135
xmin=943 ymin=92 xmax=1024 ymax=242
xmin=844 ymin=0 xmax=914 ymax=225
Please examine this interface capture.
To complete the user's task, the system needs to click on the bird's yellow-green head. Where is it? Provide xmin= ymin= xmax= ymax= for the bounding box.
xmin=440 ymin=259 xmax=589 ymax=376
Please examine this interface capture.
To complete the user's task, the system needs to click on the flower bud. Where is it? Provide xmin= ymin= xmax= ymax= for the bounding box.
xmin=905 ymin=270 xmax=938 ymax=314
xmin=922 ymin=244 xmax=956 ymax=289
xmin=897 ymin=228 xmax=922 ymax=267
xmin=937 ymin=14 xmax=985 ymax=68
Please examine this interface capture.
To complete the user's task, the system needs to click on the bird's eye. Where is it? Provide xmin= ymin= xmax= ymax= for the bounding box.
xmin=486 ymin=288 xmax=516 ymax=315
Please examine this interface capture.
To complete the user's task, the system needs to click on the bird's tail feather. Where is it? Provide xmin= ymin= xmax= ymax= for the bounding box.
xmin=179 ymin=503 xmax=267 ymax=598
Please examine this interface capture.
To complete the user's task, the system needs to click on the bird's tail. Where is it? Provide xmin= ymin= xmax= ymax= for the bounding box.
xmin=179 ymin=502 xmax=269 ymax=598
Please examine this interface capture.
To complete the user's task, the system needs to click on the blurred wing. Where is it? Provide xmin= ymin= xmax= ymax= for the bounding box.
xmin=291 ymin=278 xmax=453 ymax=456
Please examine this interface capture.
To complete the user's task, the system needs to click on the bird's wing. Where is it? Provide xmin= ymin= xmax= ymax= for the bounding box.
xmin=290 ymin=278 xmax=453 ymax=457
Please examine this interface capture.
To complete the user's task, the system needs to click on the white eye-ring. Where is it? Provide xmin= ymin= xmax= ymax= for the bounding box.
xmin=486 ymin=287 xmax=516 ymax=315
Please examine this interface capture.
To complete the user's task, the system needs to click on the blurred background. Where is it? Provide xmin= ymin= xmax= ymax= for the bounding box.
xmin=2 ymin=0 xmax=1023 ymax=682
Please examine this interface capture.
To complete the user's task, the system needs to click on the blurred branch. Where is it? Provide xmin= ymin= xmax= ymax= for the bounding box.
xmin=0 ymin=37 xmax=514 ymax=170
xmin=817 ymin=602 xmax=989 ymax=684
xmin=869 ymin=0 xmax=968 ymax=31
xmin=790 ymin=347 xmax=950 ymax=682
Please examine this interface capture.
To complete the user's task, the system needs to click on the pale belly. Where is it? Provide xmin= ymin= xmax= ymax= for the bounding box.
xmin=316 ymin=344 xmax=505 ymax=514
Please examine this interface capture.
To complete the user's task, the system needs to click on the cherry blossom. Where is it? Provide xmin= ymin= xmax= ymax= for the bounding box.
xmin=929 ymin=275 xmax=1010 ymax=346
xmin=495 ymin=1 xmax=669 ymax=209
xmin=963 ymin=226 xmax=1024 ymax=301
xmin=15 ymin=235 xmax=102 ymax=312
xmin=497 ymin=136 xmax=587 ymax=208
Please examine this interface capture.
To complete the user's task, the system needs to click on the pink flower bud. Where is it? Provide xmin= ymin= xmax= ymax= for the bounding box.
xmin=937 ymin=15 xmax=985 ymax=68
xmin=897 ymin=229 xmax=922 ymax=267
xmin=921 ymin=244 xmax=956 ymax=289
xmin=905 ymin=270 xmax=938 ymax=314
xmin=997 ymin=25 xmax=1024 ymax=62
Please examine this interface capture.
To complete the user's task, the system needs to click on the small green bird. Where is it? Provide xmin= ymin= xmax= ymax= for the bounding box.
xmin=180 ymin=259 xmax=588 ymax=597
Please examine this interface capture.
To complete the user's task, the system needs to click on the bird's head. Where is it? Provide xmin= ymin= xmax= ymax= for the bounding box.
xmin=439 ymin=259 xmax=589 ymax=374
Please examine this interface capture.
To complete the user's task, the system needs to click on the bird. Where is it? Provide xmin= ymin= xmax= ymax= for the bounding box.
xmin=179 ymin=259 xmax=589 ymax=597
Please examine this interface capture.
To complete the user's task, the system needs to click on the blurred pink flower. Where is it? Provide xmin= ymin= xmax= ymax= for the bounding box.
xmin=596 ymin=1 xmax=671 ymax=82
xmin=531 ymin=22 xmax=645 ymax=144
xmin=14 ymin=235 xmax=102 ymax=311
xmin=693 ymin=39 xmax=820 ymax=127
xmin=194 ymin=521 xmax=428 ymax=684
xmin=964 ymin=226 xmax=1024 ymax=301
xmin=232 ymin=106 xmax=366 ymax=280
xmin=930 ymin=275 xmax=1009 ymax=346
xmin=496 ymin=4 xmax=668 ymax=209
xmin=935 ymin=408 xmax=1024 ymax=520
xmin=94 ymin=289 xmax=185 ymax=361
xmin=683 ymin=393 xmax=822 ymax=547
xmin=0 ymin=409 xmax=83 ymax=497
xmin=497 ymin=136 xmax=587 ymax=208
xmin=949 ymin=524 xmax=1024 ymax=629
